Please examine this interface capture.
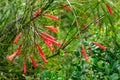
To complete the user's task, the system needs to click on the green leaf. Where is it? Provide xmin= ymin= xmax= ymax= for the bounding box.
xmin=109 ymin=73 xmax=119 ymax=80
xmin=105 ymin=63 xmax=110 ymax=75
xmin=97 ymin=60 xmax=103 ymax=69
xmin=74 ymin=50 xmax=80 ymax=57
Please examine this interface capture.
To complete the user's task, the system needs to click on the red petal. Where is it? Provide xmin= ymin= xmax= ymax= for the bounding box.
xmin=93 ymin=42 xmax=106 ymax=51
xmin=40 ymin=32 xmax=56 ymax=40
xmin=7 ymin=51 xmax=17 ymax=61
xmin=13 ymin=32 xmax=22 ymax=44
xmin=35 ymin=43 xmax=45 ymax=56
xmin=81 ymin=45 xmax=89 ymax=61
xmin=61 ymin=3 xmax=72 ymax=12
xmin=33 ymin=8 xmax=41 ymax=18
xmin=23 ymin=62 xmax=27 ymax=74
xmin=16 ymin=44 xmax=22 ymax=55
xmin=43 ymin=14 xmax=58 ymax=21
xmin=65 ymin=6 xmax=72 ymax=12
xmin=45 ymin=40 xmax=55 ymax=52
xmin=30 ymin=56 xmax=37 ymax=68
xmin=46 ymin=38 xmax=61 ymax=47
xmin=106 ymin=4 xmax=113 ymax=15
xmin=45 ymin=26 xmax=58 ymax=33
xmin=40 ymin=54 xmax=48 ymax=63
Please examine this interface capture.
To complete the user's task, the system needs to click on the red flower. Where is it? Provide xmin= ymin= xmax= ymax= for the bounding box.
xmin=30 ymin=56 xmax=37 ymax=68
xmin=45 ymin=26 xmax=58 ymax=33
xmin=23 ymin=62 xmax=27 ymax=74
xmin=45 ymin=40 xmax=55 ymax=52
xmin=16 ymin=44 xmax=22 ymax=55
xmin=13 ymin=32 xmax=22 ymax=44
xmin=40 ymin=33 xmax=55 ymax=52
xmin=106 ymin=4 xmax=113 ymax=15
xmin=7 ymin=51 xmax=17 ymax=61
xmin=35 ymin=43 xmax=48 ymax=63
xmin=40 ymin=33 xmax=61 ymax=47
xmin=46 ymin=38 xmax=61 ymax=47
xmin=33 ymin=8 xmax=41 ymax=18
xmin=35 ymin=43 xmax=45 ymax=56
xmin=81 ymin=45 xmax=89 ymax=61
xmin=92 ymin=42 xmax=106 ymax=51
xmin=40 ymin=32 xmax=56 ymax=40
xmin=61 ymin=3 xmax=72 ymax=12
xmin=43 ymin=14 xmax=58 ymax=21
xmin=65 ymin=6 xmax=72 ymax=12
xmin=40 ymin=54 xmax=48 ymax=63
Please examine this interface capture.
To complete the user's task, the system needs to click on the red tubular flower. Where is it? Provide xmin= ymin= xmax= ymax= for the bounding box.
xmin=40 ymin=34 xmax=55 ymax=52
xmin=33 ymin=9 xmax=41 ymax=18
xmin=30 ymin=56 xmax=37 ymax=68
xmin=23 ymin=62 xmax=27 ymax=74
xmin=40 ymin=32 xmax=56 ymax=40
xmin=7 ymin=51 xmax=17 ymax=61
xmin=92 ymin=42 xmax=106 ymax=51
xmin=39 ymin=34 xmax=46 ymax=41
xmin=40 ymin=33 xmax=61 ymax=47
xmin=81 ymin=45 xmax=89 ymax=61
xmin=65 ymin=6 xmax=72 ymax=12
xmin=45 ymin=26 xmax=58 ymax=33
xmin=43 ymin=14 xmax=58 ymax=21
xmin=45 ymin=40 xmax=55 ymax=52
xmin=35 ymin=43 xmax=45 ymax=56
xmin=61 ymin=3 xmax=72 ymax=12
xmin=40 ymin=54 xmax=48 ymax=63
xmin=46 ymin=38 xmax=61 ymax=47
xmin=35 ymin=43 xmax=48 ymax=63
xmin=106 ymin=4 xmax=113 ymax=15
xmin=13 ymin=32 xmax=22 ymax=44
xmin=16 ymin=44 xmax=22 ymax=55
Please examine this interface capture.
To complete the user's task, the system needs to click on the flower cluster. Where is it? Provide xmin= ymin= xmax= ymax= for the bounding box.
xmin=7 ymin=6 xmax=64 ymax=74
xmin=81 ymin=42 xmax=106 ymax=61
xmin=7 ymin=1 xmax=73 ymax=74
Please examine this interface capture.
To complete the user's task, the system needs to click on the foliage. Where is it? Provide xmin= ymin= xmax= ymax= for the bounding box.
xmin=0 ymin=0 xmax=120 ymax=79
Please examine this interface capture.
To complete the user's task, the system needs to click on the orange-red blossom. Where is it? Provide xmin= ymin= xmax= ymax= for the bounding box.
xmin=13 ymin=32 xmax=22 ymax=44
xmin=45 ymin=26 xmax=58 ymax=33
xmin=106 ymin=4 xmax=113 ymax=15
xmin=7 ymin=45 xmax=22 ymax=61
xmin=35 ymin=43 xmax=48 ymax=63
xmin=43 ymin=14 xmax=58 ymax=21
xmin=61 ymin=3 xmax=72 ymax=12
xmin=30 ymin=56 xmax=37 ymax=68
xmin=81 ymin=45 xmax=89 ymax=61
xmin=40 ymin=32 xmax=61 ymax=48
xmin=92 ymin=42 xmax=106 ymax=51
xmin=23 ymin=62 xmax=27 ymax=74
